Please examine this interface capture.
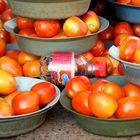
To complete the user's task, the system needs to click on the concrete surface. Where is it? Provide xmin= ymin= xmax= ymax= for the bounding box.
xmin=1 ymin=103 xmax=140 ymax=140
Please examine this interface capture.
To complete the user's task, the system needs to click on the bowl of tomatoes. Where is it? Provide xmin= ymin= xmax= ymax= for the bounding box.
xmin=107 ymin=0 xmax=140 ymax=24
xmin=8 ymin=0 xmax=91 ymax=20
xmin=60 ymin=75 xmax=140 ymax=137
xmin=0 ymin=75 xmax=60 ymax=137
xmin=4 ymin=13 xmax=109 ymax=56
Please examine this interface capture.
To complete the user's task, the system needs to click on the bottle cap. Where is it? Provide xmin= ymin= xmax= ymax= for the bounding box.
xmin=95 ymin=61 xmax=107 ymax=77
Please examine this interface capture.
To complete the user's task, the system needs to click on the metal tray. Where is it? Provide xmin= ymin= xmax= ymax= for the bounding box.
xmin=4 ymin=17 xmax=109 ymax=56
xmin=0 ymin=76 xmax=60 ymax=137
xmin=60 ymin=76 xmax=140 ymax=137
xmin=8 ymin=0 xmax=91 ymax=19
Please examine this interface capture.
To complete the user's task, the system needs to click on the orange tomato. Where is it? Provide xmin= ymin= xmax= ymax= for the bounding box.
xmin=88 ymin=91 xmax=118 ymax=118
xmin=131 ymin=0 xmax=140 ymax=6
xmin=18 ymin=51 xmax=39 ymax=65
xmin=116 ymin=0 xmax=131 ymax=4
xmin=0 ymin=56 xmax=23 ymax=76
xmin=0 ymin=38 xmax=6 ymax=57
xmin=72 ymin=90 xmax=93 ymax=116
xmin=81 ymin=11 xmax=100 ymax=33
xmin=116 ymin=97 xmax=140 ymax=119
xmin=52 ymin=34 xmax=67 ymax=38
xmin=134 ymin=48 xmax=140 ymax=64
xmin=0 ymin=102 xmax=14 ymax=117
xmin=0 ymin=97 xmax=6 ymax=103
xmin=81 ymin=51 xmax=94 ymax=62
xmin=123 ymin=83 xmax=140 ymax=97
xmin=23 ymin=60 xmax=40 ymax=77
xmin=0 ymin=69 xmax=17 ymax=95
xmin=91 ymin=38 xmax=105 ymax=57
xmin=0 ymin=28 xmax=9 ymax=43
xmin=63 ymin=16 xmax=88 ymax=37
xmin=5 ymin=50 xmax=20 ymax=61
xmin=12 ymin=91 xmax=39 ymax=115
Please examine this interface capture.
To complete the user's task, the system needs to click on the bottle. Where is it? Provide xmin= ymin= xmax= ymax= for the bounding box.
xmin=40 ymin=52 xmax=107 ymax=86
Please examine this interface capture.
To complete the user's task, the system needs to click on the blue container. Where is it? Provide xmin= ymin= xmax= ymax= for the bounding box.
xmin=107 ymin=0 xmax=140 ymax=24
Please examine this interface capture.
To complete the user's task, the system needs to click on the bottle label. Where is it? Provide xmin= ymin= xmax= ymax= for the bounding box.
xmin=48 ymin=52 xmax=75 ymax=85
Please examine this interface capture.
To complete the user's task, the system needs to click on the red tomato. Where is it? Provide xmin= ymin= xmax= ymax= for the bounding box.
xmin=116 ymin=97 xmax=140 ymax=119
xmin=133 ymin=24 xmax=140 ymax=38
xmin=72 ymin=90 xmax=93 ymax=116
xmin=63 ymin=16 xmax=88 ymax=37
xmin=102 ymin=82 xmax=125 ymax=100
xmin=113 ymin=22 xmax=133 ymax=37
xmin=131 ymin=0 xmax=140 ymax=6
xmin=0 ymin=28 xmax=9 ymax=43
xmin=18 ymin=28 xmax=35 ymax=37
xmin=123 ymin=83 xmax=140 ymax=97
xmin=0 ymin=0 xmax=5 ymax=14
xmin=66 ymin=76 xmax=91 ymax=99
xmin=118 ymin=63 xmax=124 ymax=75
xmin=88 ymin=91 xmax=118 ymax=118
xmin=81 ymin=51 xmax=94 ymax=62
xmin=116 ymin=0 xmax=131 ymax=4
xmin=98 ymin=26 xmax=114 ymax=42
xmin=81 ymin=11 xmax=100 ymax=33
xmin=134 ymin=48 xmax=140 ymax=63
xmin=34 ymin=20 xmax=60 ymax=38
xmin=12 ymin=91 xmax=39 ymax=115
xmin=119 ymin=36 xmax=140 ymax=62
xmin=31 ymin=82 xmax=56 ymax=106
xmin=91 ymin=38 xmax=105 ymax=57
xmin=114 ymin=33 xmax=130 ymax=47
xmin=1 ymin=9 xmax=14 ymax=22
xmin=0 ymin=38 xmax=6 ymax=57
xmin=16 ymin=16 xmax=34 ymax=29
xmin=6 ymin=50 xmax=20 ymax=61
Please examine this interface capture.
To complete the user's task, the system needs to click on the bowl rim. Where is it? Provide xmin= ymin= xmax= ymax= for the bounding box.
xmin=0 ymin=76 xmax=61 ymax=121
xmin=4 ymin=16 xmax=109 ymax=41
xmin=60 ymin=76 xmax=140 ymax=122
xmin=107 ymin=0 xmax=140 ymax=8
xmin=109 ymin=45 xmax=140 ymax=67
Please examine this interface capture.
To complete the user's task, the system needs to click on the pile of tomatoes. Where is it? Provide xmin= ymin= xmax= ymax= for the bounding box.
xmin=66 ymin=75 xmax=140 ymax=119
xmin=16 ymin=10 xmax=100 ymax=38
xmin=0 ymin=69 xmax=56 ymax=117
xmin=116 ymin=0 xmax=140 ymax=6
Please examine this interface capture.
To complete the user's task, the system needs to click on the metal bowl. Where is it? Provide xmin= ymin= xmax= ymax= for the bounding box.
xmin=4 ymin=17 xmax=109 ymax=56
xmin=109 ymin=45 xmax=140 ymax=86
xmin=0 ymin=76 xmax=60 ymax=138
xmin=107 ymin=0 xmax=140 ymax=24
xmin=8 ymin=0 xmax=91 ymax=20
xmin=60 ymin=76 xmax=140 ymax=137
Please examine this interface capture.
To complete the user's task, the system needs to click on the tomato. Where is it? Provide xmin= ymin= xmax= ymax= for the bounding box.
xmin=98 ymin=26 xmax=114 ymax=42
xmin=90 ymin=79 xmax=108 ymax=93
xmin=88 ymin=91 xmax=118 ymax=118
xmin=5 ymin=91 xmax=23 ymax=105
xmin=9 ymin=33 xmax=17 ymax=44
xmin=23 ymin=60 xmax=40 ymax=77
xmin=31 ymin=82 xmax=56 ymax=106
xmin=81 ymin=11 xmax=100 ymax=33
xmin=0 ymin=97 xmax=6 ymax=103
xmin=0 ymin=102 xmax=14 ymax=117
xmin=113 ymin=22 xmax=133 ymax=37
xmin=134 ymin=48 xmax=140 ymax=63
xmin=119 ymin=36 xmax=140 ymax=62
xmin=16 ymin=16 xmax=34 ymax=29
xmin=131 ymin=0 xmax=140 ymax=6
xmin=63 ymin=16 xmax=88 ymax=37
xmin=133 ymin=24 xmax=140 ymax=38
xmin=116 ymin=97 xmax=140 ymax=119
xmin=18 ymin=28 xmax=35 ymax=37
xmin=0 ymin=19 xmax=3 ymax=29
xmin=118 ymin=63 xmax=124 ymax=75
xmin=66 ymin=76 xmax=91 ymax=99
xmin=102 ymin=82 xmax=125 ymax=100
xmin=0 ymin=28 xmax=9 ymax=43
xmin=91 ymin=38 xmax=105 ymax=57
xmin=116 ymin=0 xmax=131 ymax=4
xmin=0 ymin=0 xmax=5 ymax=14
xmin=1 ymin=9 xmax=14 ymax=22
xmin=81 ymin=51 xmax=94 ymax=62
xmin=90 ymin=56 xmax=113 ymax=74
xmin=0 ymin=69 xmax=17 ymax=95
xmin=0 ymin=56 xmax=23 ymax=76
xmin=114 ymin=33 xmax=130 ymax=47
xmin=52 ymin=34 xmax=67 ymax=38
xmin=18 ymin=51 xmax=39 ymax=65
xmin=6 ymin=50 xmax=20 ymax=61
xmin=34 ymin=20 xmax=60 ymax=38
xmin=12 ymin=91 xmax=39 ymax=115
xmin=72 ymin=90 xmax=93 ymax=116
xmin=123 ymin=83 xmax=140 ymax=97
xmin=0 ymin=38 xmax=6 ymax=57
